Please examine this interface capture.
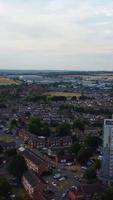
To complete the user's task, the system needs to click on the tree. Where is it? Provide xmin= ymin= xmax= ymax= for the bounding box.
xmin=8 ymin=155 xmax=27 ymax=181
xmin=93 ymin=187 xmax=113 ymax=200
xmin=71 ymin=135 xmax=78 ymax=143
xmin=26 ymin=95 xmax=47 ymax=103
xmin=71 ymin=96 xmax=77 ymax=101
xmin=41 ymin=124 xmax=50 ymax=137
xmin=57 ymin=150 xmax=64 ymax=158
xmin=95 ymin=159 xmax=101 ymax=170
xmin=0 ymin=145 xmax=3 ymax=154
xmin=85 ymin=136 xmax=101 ymax=150
xmin=78 ymin=147 xmax=93 ymax=164
xmin=51 ymin=96 xmax=66 ymax=101
xmin=29 ymin=117 xmax=41 ymax=135
xmin=5 ymin=149 xmax=17 ymax=157
xmin=0 ymin=196 xmax=4 ymax=200
xmin=0 ymin=177 xmax=11 ymax=196
xmin=70 ymin=143 xmax=82 ymax=155
xmin=10 ymin=119 xmax=18 ymax=128
xmin=57 ymin=123 xmax=71 ymax=136
xmin=29 ymin=117 xmax=50 ymax=137
xmin=73 ymin=119 xmax=85 ymax=132
xmin=102 ymin=187 xmax=113 ymax=200
xmin=84 ymin=167 xmax=97 ymax=180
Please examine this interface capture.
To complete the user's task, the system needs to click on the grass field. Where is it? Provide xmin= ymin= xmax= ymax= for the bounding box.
xmin=13 ymin=187 xmax=29 ymax=200
xmin=0 ymin=77 xmax=20 ymax=85
xmin=0 ymin=134 xmax=14 ymax=142
xmin=65 ymin=165 xmax=81 ymax=172
xmin=45 ymin=92 xmax=81 ymax=97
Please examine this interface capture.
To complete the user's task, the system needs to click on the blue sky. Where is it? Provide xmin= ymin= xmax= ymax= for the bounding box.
xmin=0 ymin=0 xmax=113 ymax=70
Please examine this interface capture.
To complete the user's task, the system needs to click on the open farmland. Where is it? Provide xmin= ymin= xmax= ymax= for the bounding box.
xmin=44 ymin=91 xmax=81 ymax=97
xmin=0 ymin=77 xmax=20 ymax=85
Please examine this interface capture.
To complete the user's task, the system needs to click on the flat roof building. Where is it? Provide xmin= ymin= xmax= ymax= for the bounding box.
xmin=102 ymin=118 xmax=113 ymax=182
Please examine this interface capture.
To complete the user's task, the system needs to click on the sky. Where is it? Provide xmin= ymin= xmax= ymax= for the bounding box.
xmin=0 ymin=0 xmax=113 ymax=71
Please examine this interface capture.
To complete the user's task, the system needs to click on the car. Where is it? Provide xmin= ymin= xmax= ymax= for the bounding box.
xmin=53 ymin=173 xmax=61 ymax=179
xmin=74 ymin=176 xmax=79 ymax=180
xmin=71 ymin=186 xmax=77 ymax=190
xmin=52 ymin=182 xmax=57 ymax=186
xmin=59 ymin=177 xmax=66 ymax=181
xmin=62 ymin=192 xmax=67 ymax=198
xmin=66 ymin=162 xmax=73 ymax=166
xmin=45 ymin=180 xmax=49 ymax=184
xmin=81 ymin=166 xmax=87 ymax=171
xmin=57 ymin=168 xmax=61 ymax=172
xmin=63 ymin=175 xmax=68 ymax=179
xmin=10 ymin=194 xmax=16 ymax=198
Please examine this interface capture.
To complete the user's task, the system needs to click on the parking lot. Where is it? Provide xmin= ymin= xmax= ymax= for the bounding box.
xmin=43 ymin=166 xmax=81 ymax=200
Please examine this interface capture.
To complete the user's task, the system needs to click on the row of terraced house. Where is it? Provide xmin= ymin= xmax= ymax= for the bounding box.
xmin=21 ymin=149 xmax=49 ymax=200
xmin=19 ymin=130 xmax=72 ymax=149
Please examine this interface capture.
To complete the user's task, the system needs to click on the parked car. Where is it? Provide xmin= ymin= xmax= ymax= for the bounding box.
xmin=52 ymin=182 xmax=57 ymax=186
xmin=59 ymin=177 xmax=66 ymax=181
xmin=62 ymin=192 xmax=67 ymax=198
xmin=65 ymin=162 xmax=73 ymax=166
xmin=53 ymin=173 xmax=61 ymax=179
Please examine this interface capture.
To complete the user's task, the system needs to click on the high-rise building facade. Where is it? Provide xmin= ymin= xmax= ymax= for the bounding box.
xmin=102 ymin=119 xmax=113 ymax=181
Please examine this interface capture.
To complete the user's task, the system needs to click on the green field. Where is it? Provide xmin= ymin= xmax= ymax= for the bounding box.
xmin=0 ymin=135 xmax=14 ymax=142
xmin=44 ymin=91 xmax=81 ymax=97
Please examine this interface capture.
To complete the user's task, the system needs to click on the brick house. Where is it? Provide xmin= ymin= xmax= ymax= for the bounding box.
xmin=22 ymin=170 xmax=47 ymax=200
xmin=46 ymin=136 xmax=72 ymax=148
xmin=68 ymin=183 xmax=106 ymax=200
xmin=22 ymin=149 xmax=48 ymax=175
xmin=0 ymin=141 xmax=16 ymax=152
xmin=19 ymin=130 xmax=72 ymax=149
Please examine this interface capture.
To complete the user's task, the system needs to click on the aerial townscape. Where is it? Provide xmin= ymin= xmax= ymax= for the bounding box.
xmin=0 ymin=0 xmax=113 ymax=199
xmin=0 ymin=70 xmax=113 ymax=200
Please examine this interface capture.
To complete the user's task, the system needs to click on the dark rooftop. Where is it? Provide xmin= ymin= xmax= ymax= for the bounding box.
xmin=23 ymin=170 xmax=41 ymax=187
xmin=23 ymin=149 xmax=47 ymax=165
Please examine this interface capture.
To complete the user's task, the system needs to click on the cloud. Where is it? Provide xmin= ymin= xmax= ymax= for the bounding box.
xmin=0 ymin=0 xmax=113 ymax=70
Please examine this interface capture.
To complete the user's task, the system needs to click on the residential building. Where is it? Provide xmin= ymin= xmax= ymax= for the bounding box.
xmin=68 ymin=183 xmax=106 ymax=200
xmin=0 ymin=141 xmax=16 ymax=152
xmin=102 ymin=118 xmax=113 ymax=182
xmin=22 ymin=170 xmax=47 ymax=200
xmin=22 ymin=149 xmax=48 ymax=175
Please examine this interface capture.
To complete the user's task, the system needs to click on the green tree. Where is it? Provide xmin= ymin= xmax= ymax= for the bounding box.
xmin=71 ymin=96 xmax=77 ymax=101
xmin=78 ymin=147 xmax=93 ymax=164
xmin=102 ymin=187 xmax=113 ymax=200
xmin=95 ymin=159 xmax=101 ymax=170
xmin=5 ymin=149 xmax=17 ymax=157
xmin=10 ymin=119 xmax=18 ymax=128
xmin=57 ymin=123 xmax=71 ymax=136
xmin=70 ymin=143 xmax=82 ymax=155
xmin=8 ymin=155 xmax=27 ymax=181
xmin=85 ymin=136 xmax=101 ymax=150
xmin=0 ymin=196 xmax=4 ymax=200
xmin=0 ymin=146 xmax=3 ymax=154
xmin=0 ymin=177 xmax=11 ymax=196
xmin=73 ymin=119 xmax=85 ymax=132
xmin=29 ymin=117 xmax=41 ymax=135
xmin=84 ymin=167 xmax=97 ymax=180
xmin=41 ymin=124 xmax=50 ymax=137
xmin=51 ymin=96 xmax=67 ymax=101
